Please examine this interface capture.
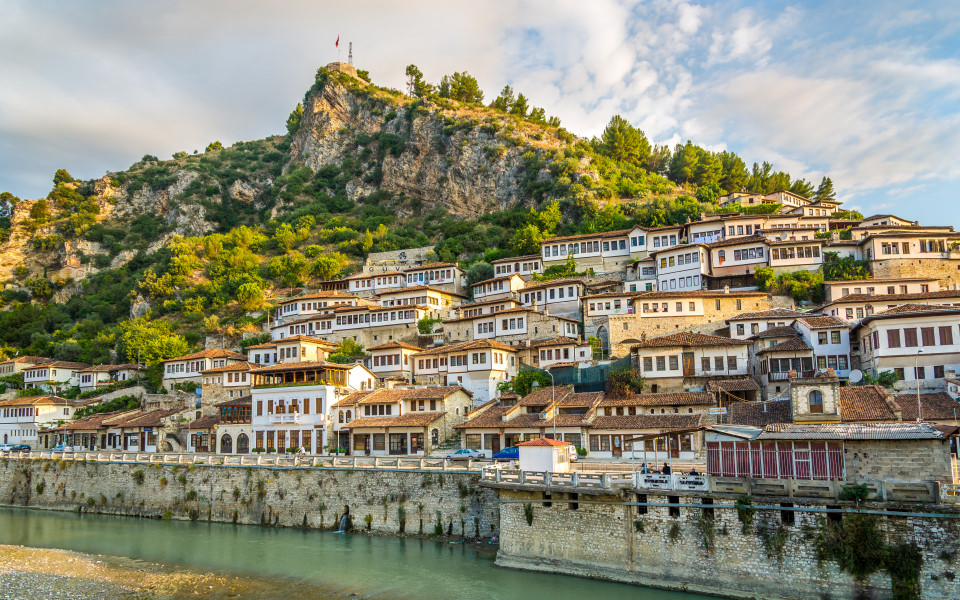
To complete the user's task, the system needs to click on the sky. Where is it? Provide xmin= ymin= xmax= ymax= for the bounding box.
xmin=1 ymin=0 xmax=959 ymax=224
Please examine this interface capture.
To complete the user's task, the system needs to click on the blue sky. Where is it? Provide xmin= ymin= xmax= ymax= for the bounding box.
xmin=1 ymin=0 xmax=958 ymax=224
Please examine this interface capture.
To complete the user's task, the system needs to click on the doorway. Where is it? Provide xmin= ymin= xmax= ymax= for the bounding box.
xmin=682 ymin=352 xmax=695 ymax=376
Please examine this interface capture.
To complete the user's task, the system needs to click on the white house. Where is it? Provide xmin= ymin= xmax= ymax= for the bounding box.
xmin=471 ymin=274 xmax=525 ymax=302
xmin=0 ymin=396 xmax=80 ymax=446
xmin=366 ymin=340 xmax=422 ymax=383
xmin=853 ymin=304 xmax=960 ymax=392
xmin=250 ymin=360 xmax=376 ymax=454
xmin=653 ymin=244 xmax=708 ymax=292
xmin=23 ymin=361 xmax=90 ymax=393
xmin=77 ymin=364 xmax=143 ymax=392
xmin=491 ymin=255 xmax=543 ymax=278
xmin=332 ymin=386 xmax=474 ymax=456
xmin=161 ymin=349 xmax=247 ymax=389
xmin=726 ymin=308 xmax=807 ymax=340
xmin=630 ymin=332 xmax=751 ymax=394
xmin=519 ymin=278 xmax=585 ymax=319
xmin=413 ymin=339 xmax=518 ymax=404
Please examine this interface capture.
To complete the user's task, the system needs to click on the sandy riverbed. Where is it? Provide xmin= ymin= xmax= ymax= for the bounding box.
xmin=0 ymin=544 xmax=351 ymax=599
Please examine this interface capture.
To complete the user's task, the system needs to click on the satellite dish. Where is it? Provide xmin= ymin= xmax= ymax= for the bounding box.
xmin=849 ymin=369 xmax=863 ymax=384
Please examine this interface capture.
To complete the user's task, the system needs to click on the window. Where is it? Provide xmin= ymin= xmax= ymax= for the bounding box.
xmin=831 ymin=331 xmax=841 ymax=344
xmin=818 ymin=332 xmax=828 ymax=345
xmin=714 ymin=357 xmax=724 ymax=371
xmin=921 ymin=327 xmax=935 ymax=346
xmin=894 ymin=367 xmax=905 ymax=380
xmin=702 ymin=357 xmax=711 ymax=371
xmin=939 ymin=326 xmax=954 ymax=345
xmin=903 ymin=328 xmax=918 ymax=348
xmin=887 ymin=329 xmax=901 ymax=348
xmin=643 ymin=357 xmax=653 ymax=371
xmin=669 ymin=356 xmax=679 ymax=370
xmin=934 ymin=365 xmax=945 ymax=378
xmin=808 ymin=390 xmax=823 ymax=413
xmin=727 ymin=356 xmax=737 ymax=370
xmin=915 ymin=366 xmax=925 ymax=380
xmin=736 ymin=324 xmax=744 ymax=335
xmin=656 ymin=357 xmax=666 ymax=371
xmin=736 ymin=299 xmax=742 ymax=310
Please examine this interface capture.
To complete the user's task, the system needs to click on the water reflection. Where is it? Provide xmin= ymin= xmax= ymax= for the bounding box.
xmin=0 ymin=508 xmax=707 ymax=600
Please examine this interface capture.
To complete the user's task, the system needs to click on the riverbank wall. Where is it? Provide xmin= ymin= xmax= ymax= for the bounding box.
xmin=0 ymin=458 xmax=498 ymax=538
xmin=494 ymin=488 xmax=960 ymax=600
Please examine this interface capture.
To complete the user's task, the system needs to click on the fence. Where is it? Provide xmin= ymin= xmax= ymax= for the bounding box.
xmin=4 ymin=450 xmax=487 ymax=472
xmin=481 ymin=465 xmax=953 ymax=503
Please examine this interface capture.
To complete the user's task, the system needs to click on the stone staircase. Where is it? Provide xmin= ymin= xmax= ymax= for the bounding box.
xmin=428 ymin=431 xmax=462 ymax=457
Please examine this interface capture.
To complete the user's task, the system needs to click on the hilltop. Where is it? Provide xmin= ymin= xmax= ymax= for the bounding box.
xmin=0 ymin=62 xmax=834 ymax=382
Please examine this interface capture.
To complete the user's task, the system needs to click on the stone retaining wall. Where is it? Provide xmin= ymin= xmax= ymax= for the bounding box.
xmin=495 ymin=488 xmax=960 ymax=600
xmin=0 ymin=459 xmax=498 ymax=538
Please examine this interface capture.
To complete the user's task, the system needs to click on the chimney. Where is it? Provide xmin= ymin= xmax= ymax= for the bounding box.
xmin=723 ymin=285 xmax=730 ymax=294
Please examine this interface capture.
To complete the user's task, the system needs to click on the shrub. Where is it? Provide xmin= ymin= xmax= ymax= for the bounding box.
xmin=132 ymin=469 xmax=145 ymax=485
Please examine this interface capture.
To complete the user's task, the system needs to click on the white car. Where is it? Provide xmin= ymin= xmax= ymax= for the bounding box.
xmin=0 ymin=444 xmax=16 ymax=453
xmin=445 ymin=448 xmax=482 ymax=460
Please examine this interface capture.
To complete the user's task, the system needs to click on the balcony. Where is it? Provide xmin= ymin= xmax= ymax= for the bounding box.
xmin=269 ymin=414 xmax=301 ymax=424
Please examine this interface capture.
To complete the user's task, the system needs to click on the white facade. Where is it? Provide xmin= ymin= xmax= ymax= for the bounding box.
xmin=855 ymin=308 xmax=960 ymax=392
xmin=472 ymin=275 xmax=525 ymax=302
xmin=23 ymin=361 xmax=88 ymax=393
xmin=0 ymin=397 xmax=77 ymax=446
xmin=519 ymin=279 xmax=584 ymax=319
xmin=655 ymin=245 xmax=707 ymax=291
xmin=413 ymin=341 xmax=518 ymax=404
xmin=492 ymin=256 xmax=542 ymax=278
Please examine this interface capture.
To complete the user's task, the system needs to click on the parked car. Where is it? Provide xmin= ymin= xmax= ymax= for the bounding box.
xmin=492 ymin=447 xmax=519 ymax=462
xmin=51 ymin=445 xmax=71 ymax=452
xmin=0 ymin=444 xmax=17 ymax=453
xmin=7 ymin=444 xmax=30 ymax=453
xmin=445 ymin=448 xmax=481 ymax=460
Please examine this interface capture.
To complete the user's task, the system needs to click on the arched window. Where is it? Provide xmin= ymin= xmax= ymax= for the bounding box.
xmin=338 ymin=411 xmax=344 ymax=423
xmin=809 ymin=390 xmax=824 ymax=414
xmin=237 ymin=434 xmax=249 ymax=454
xmin=220 ymin=434 xmax=233 ymax=454
xmin=346 ymin=410 xmax=352 ymax=423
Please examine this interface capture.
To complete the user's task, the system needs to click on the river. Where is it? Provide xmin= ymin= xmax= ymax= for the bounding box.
xmin=0 ymin=507 xmax=712 ymax=600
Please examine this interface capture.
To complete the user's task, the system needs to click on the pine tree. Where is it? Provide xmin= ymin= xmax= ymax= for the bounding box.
xmin=510 ymin=93 xmax=529 ymax=118
xmin=814 ymin=176 xmax=836 ymax=202
xmin=600 ymin=115 xmax=650 ymax=166
xmin=668 ymin=141 xmax=699 ymax=184
xmin=491 ymin=85 xmax=515 ymax=112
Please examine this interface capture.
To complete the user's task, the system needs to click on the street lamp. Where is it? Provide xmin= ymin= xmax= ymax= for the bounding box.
xmin=916 ymin=348 xmax=924 ymax=423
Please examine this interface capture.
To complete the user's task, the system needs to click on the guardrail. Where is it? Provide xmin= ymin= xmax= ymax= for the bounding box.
xmin=3 ymin=450 xmax=489 ymax=472
xmin=941 ymin=484 xmax=960 ymax=504
xmin=482 ymin=466 xmax=635 ymax=490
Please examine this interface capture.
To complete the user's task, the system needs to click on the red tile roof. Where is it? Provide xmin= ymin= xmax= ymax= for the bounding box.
xmin=517 ymin=438 xmax=570 ymax=447
xmin=164 ymin=349 xmax=247 ymax=363
xmin=838 ymin=386 xmax=897 ymax=422
xmin=599 ymin=392 xmax=713 ymax=407
xmin=630 ymin=332 xmax=749 ymax=349
xmin=342 ymin=412 xmax=446 ymax=429
xmin=895 ymin=392 xmax=960 ymax=421
xmin=417 ymin=339 xmax=516 ymax=356
xmin=756 ymin=337 xmax=811 ymax=355
xmin=726 ymin=308 xmax=806 ymax=322
xmin=367 ymin=341 xmax=424 ymax=352
xmin=589 ymin=413 xmax=705 ymax=430
xmin=795 ymin=315 xmax=849 ymax=329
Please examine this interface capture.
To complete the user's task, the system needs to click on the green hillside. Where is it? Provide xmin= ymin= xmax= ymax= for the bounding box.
xmin=0 ymin=64 xmax=833 ymax=390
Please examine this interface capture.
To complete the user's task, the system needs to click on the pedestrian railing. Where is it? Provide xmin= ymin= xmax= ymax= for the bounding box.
xmin=941 ymin=484 xmax=960 ymax=504
xmin=4 ymin=450 xmax=489 ymax=472
xmin=481 ymin=466 xmax=636 ymax=490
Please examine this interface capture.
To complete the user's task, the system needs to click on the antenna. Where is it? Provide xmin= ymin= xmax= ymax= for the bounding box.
xmin=348 ymin=42 xmax=353 ymax=66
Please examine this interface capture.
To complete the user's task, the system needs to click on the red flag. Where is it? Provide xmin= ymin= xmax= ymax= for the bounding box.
xmin=336 ymin=36 xmax=339 ymax=48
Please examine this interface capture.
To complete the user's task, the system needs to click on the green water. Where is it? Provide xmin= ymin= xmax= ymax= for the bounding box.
xmin=0 ymin=508 xmax=710 ymax=600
